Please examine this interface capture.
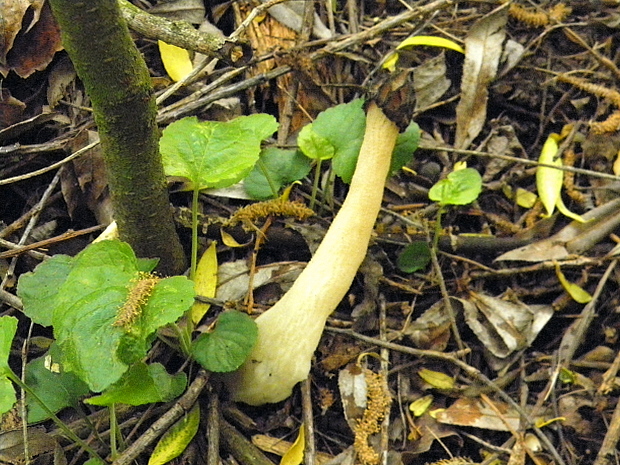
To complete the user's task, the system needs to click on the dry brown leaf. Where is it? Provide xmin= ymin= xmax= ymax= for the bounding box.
xmin=1 ymin=0 xmax=62 ymax=78
xmin=0 ymin=0 xmax=35 ymax=69
xmin=251 ymin=434 xmax=334 ymax=465
xmin=454 ymin=7 xmax=507 ymax=149
xmin=460 ymin=292 xmax=553 ymax=360
xmin=435 ymin=397 xmax=545 ymax=432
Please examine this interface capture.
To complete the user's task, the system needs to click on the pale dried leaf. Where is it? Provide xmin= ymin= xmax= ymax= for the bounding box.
xmin=413 ymin=54 xmax=452 ymax=112
xmin=435 ymin=397 xmax=529 ymax=431
xmin=339 ymin=364 xmax=368 ymax=430
xmin=455 ymin=7 xmax=507 ymax=149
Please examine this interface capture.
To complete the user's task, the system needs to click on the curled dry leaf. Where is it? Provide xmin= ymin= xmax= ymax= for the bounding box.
xmin=455 ymin=7 xmax=507 ymax=149
xmin=0 ymin=0 xmax=62 ymax=78
xmin=460 ymin=291 xmax=553 ymax=362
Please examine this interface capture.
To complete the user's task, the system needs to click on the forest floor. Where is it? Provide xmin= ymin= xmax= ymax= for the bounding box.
xmin=2 ymin=1 xmax=620 ymax=465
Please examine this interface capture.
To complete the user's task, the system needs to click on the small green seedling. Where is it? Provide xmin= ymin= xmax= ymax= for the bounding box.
xmin=397 ymin=167 xmax=482 ymax=272
xmin=160 ymin=114 xmax=278 ymax=279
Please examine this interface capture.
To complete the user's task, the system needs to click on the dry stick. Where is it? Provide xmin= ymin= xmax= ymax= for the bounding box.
xmin=0 ymin=225 xmax=105 ymax=260
xmin=206 ymin=389 xmax=221 ymax=465
xmin=378 ymin=297 xmax=390 ymax=465
xmin=219 ymin=418 xmax=276 ymax=465
xmin=326 ymin=327 xmax=567 ymax=465
xmin=0 ymin=170 xmax=61 ymax=291
xmin=111 ymin=370 xmax=209 ymax=465
xmin=301 ymin=379 xmax=317 ymax=465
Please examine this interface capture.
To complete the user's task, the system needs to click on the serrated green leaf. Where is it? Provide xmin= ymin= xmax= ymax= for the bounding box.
xmin=298 ymin=99 xmax=366 ymax=183
xmin=428 ymin=168 xmax=482 ymax=206
xmin=191 ymin=311 xmax=258 ymax=373
xmin=26 ymin=347 xmax=90 ymax=422
xmin=86 ymin=362 xmax=186 ymax=406
xmin=21 ymin=240 xmax=194 ymax=392
xmin=148 ymin=403 xmax=200 ymax=465
xmin=397 ymin=241 xmax=431 ymax=273
xmin=244 ymin=148 xmax=312 ymax=199
xmin=18 ymin=255 xmax=73 ymax=327
xmin=160 ymin=115 xmax=278 ymax=190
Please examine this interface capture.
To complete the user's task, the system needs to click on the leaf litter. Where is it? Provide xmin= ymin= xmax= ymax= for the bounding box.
xmin=2 ymin=2 xmax=620 ymax=465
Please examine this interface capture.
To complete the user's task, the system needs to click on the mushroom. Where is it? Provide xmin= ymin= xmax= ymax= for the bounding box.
xmin=223 ymin=102 xmax=399 ymax=405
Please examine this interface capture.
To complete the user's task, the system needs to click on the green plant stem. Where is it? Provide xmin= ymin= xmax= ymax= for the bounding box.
xmin=109 ymin=404 xmax=118 ymax=460
xmin=7 ymin=371 xmax=105 ymax=462
xmin=256 ymin=159 xmax=279 ymax=198
xmin=190 ymin=187 xmax=200 ymax=281
xmin=309 ymin=159 xmax=323 ymax=210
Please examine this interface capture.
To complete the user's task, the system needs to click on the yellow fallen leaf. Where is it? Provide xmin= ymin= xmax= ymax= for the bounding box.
xmin=382 ymin=35 xmax=464 ymax=71
xmin=418 ymin=369 xmax=455 ymax=390
xmin=190 ymin=242 xmax=218 ymax=324
xmin=554 ymin=262 xmax=592 ymax=304
xmin=396 ymin=35 xmax=465 ymax=54
xmin=536 ymin=133 xmax=562 ymax=217
xmin=158 ymin=40 xmax=193 ymax=82
xmin=280 ymin=425 xmax=304 ymax=465
xmin=515 ymin=187 xmax=537 ymax=209
xmin=409 ymin=395 xmax=433 ymax=416
xmin=220 ymin=229 xmax=245 ymax=247
xmin=536 ymin=133 xmax=585 ymax=222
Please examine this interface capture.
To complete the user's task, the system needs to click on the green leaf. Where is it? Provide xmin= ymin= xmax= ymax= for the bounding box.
xmin=391 ymin=121 xmax=420 ymax=175
xmin=244 ymin=148 xmax=312 ymax=199
xmin=298 ymin=130 xmax=335 ymax=161
xmin=25 ymin=347 xmax=90 ymax=423
xmin=148 ymin=403 xmax=200 ymax=465
xmin=191 ymin=311 xmax=258 ymax=373
xmin=298 ymin=99 xmax=366 ymax=184
xmin=86 ymin=362 xmax=186 ymax=406
xmin=397 ymin=241 xmax=431 ymax=273
xmin=428 ymin=168 xmax=482 ymax=206
xmin=160 ymin=115 xmax=279 ymax=190
xmin=18 ymin=255 xmax=73 ymax=327
xmin=20 ymin=240 xmax=194 ymax=392
xmin=0 ymin=377 xmax=16 ymax=416
xmin=0 ymin=316 xmax=17 ymax=415
xmin=0 ymin=316 xmax=17 ymax=376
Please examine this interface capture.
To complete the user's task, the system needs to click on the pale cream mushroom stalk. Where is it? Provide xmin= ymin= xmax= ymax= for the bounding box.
xmin=224 ymin=102 xmax=399 ymax=405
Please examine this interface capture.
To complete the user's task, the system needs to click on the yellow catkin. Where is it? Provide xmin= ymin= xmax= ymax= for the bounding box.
xmin=549 ymin=3 xmax=572 ymax=22
xmin=509 ymin=4 xmax=549 ymax=27
xmin=114 ymin=272 xmax=160 ymax=329
xmin=508 ymin=3 xmax=571 ymax=26
xmin=353 ymin=368 xmax=392 ymax=465
xmin=228 ymin=199 xmax=314 ymax=229
xmin=557 ymin=74 xmax=620 ymax=108
xmin=591 ymin=111 xmax=620 ymax=135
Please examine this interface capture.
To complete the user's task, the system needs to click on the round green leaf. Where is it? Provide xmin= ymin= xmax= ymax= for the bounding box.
xmin=191 ymin=311 xmax=258 ymax=373
xmin=397 ymin=241 xmax=431 ymax=273
xmin=428 ymin=168 xmax=482 ymax=206
xmin=244 ymin=148 xmax=312 ymax=199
